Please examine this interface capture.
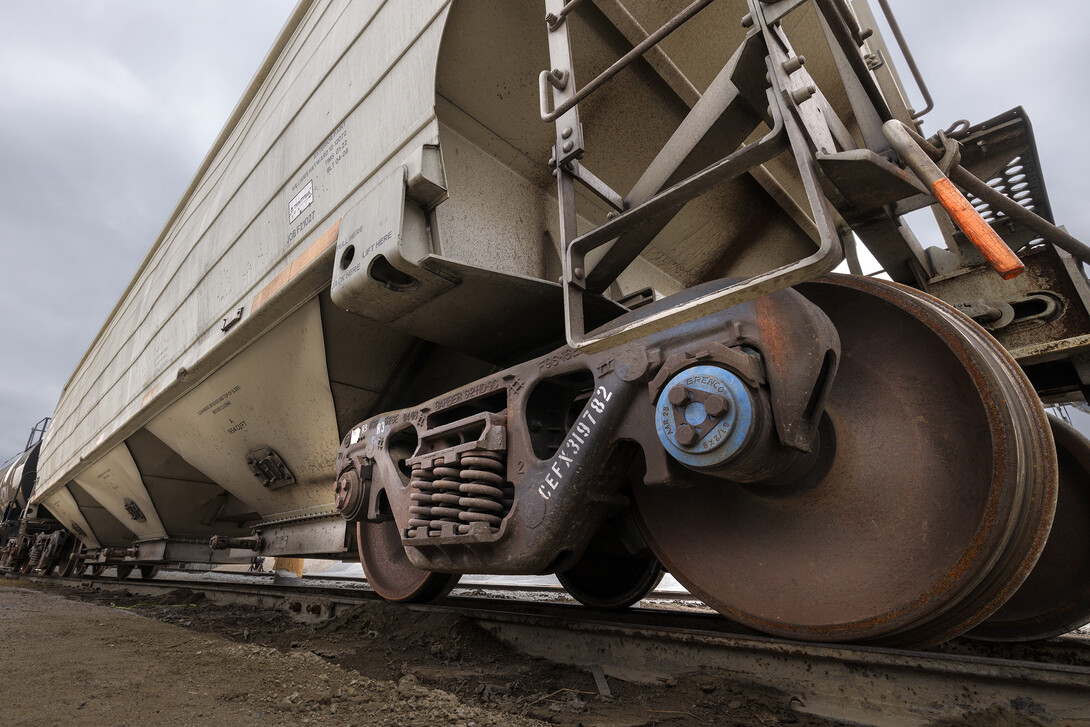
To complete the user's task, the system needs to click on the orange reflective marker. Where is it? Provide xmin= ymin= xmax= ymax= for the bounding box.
xmin=932 ymin=177 xmax=1024 ymax=280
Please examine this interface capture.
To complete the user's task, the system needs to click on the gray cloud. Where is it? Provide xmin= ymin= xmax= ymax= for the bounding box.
xmin=0 ymin=1 xmax=295 ymax=455
xmin=878 ymin=1 xmax=1090 ymax=241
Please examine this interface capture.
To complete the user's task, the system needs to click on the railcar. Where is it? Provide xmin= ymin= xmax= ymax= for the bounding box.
xmin=0 ymin=419 xmax=79 ymax=576
xmin=7 ymin=0 xmax=1090 ymax=646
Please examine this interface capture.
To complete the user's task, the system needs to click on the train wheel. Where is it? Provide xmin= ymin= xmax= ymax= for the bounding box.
xmin=356 ymin=520 xmax=459 ymax=603
xmin=138 ymin=565 xmax=160 ymax=581
xmin=115 ymin=565 xmax=135 ymax=579
xmin=971 ymin=414 xmax=1090 ymax=641
xmin=633 ymin=275 xmax=1057 ymax=647
xmin=89 ymin=564 xmax=105 ymax=578
xmin=558 ymin=553 xmax=664 ymax=609
xmin=58 ymin=539 xmax=82 ymax=578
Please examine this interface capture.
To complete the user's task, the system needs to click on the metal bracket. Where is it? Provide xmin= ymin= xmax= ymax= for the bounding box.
xmin=542 ymin=0 xmax=586 ymax=166
xmin=221 ymin=307 xmax=244 ymax=333
xmin=246 ymin=447 xmax=296 ymax=490
xmin=122 ymin=498 xmax=146 ymax=522
xmin=545 ymin=0 xmax=584 ymax=31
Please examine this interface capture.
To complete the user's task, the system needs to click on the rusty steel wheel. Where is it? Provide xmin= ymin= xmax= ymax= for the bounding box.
xmin=357 ymin=520 xmax=460 ymax=603
xmin=558 ymin=553 xmax=665 ymax=610
xmin=633 ymin=275 xmax=1057 ymax=647
xmin=139 ymin=565 xmax=161 ymax=581
xmin=115 ymin=564 xmax=135 ymax=579
xmin=58 ymin=538 xmax=82 ymax=578
xmin=971 ymin=414 xmax=1090 ymax=641
xmin=88 ymin=564 xmax=105 ymax=578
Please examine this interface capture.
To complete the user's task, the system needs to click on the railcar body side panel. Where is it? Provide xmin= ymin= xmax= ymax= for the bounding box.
xmin=38 ymin=488 xmax=100 ymax=550
xmin=34 ymin=0 xmax=457 ymax=545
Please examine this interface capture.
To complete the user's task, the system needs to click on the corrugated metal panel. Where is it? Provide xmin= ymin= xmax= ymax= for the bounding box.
xmin=37 ymin=0 xmax=452 ymax=496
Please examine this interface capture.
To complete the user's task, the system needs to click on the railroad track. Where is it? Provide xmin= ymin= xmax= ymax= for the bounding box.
xmin=186 ymin=568 xmax=708 ymax=603
xmin=8 ymin=570 xmax=1089 ymax=725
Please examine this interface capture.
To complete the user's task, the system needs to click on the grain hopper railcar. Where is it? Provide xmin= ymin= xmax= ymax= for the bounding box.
xmin=7 ymin=0 xmax=1090 ymax=647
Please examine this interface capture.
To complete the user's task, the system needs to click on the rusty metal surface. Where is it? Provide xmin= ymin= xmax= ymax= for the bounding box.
xmin=633 ymin=275 xmax=1056 ymax=647
xmin=556 ymin=554 xmax=664 ymax=610
xmin=556 ymin=511 xmax=665 ymax=609
xmin=929 ymin=244 xmax=1090 ymax=360
xmin=893 ymin=282 xmax=1058 ymax=645
xmin=355 ymin=519 xmax=460 ymax=604
xmin=973 ymin=415 xmax=1090 ymax=641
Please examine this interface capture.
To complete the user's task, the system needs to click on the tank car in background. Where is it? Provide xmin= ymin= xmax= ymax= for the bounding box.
xmin=0 ymin=419 xmax=82 ymax=576
xmin=14 ymin=0 xmax=1090 ymax=647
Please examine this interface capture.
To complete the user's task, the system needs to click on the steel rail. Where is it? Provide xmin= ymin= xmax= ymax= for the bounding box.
xmin=302 ymin=572 xmax=707 ymax=602
xmin=9 ymin=571 xmax=1090 ymax=725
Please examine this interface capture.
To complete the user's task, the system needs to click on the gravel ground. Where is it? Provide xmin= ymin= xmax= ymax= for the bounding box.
xmin=1 ymin=577 xmax=841 ymax=726
xmin=0 ymin=582 xmax=546 ymax=727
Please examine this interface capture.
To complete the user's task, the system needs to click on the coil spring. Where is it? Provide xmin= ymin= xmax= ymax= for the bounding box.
xmin=408 ymin=450 xmax=514 ymax=535
xmin=26 ymin=539 xmax=44 ymax=570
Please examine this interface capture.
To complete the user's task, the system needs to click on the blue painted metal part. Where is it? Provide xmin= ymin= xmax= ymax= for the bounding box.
xmin=654 ymin=364 xmax=755 ymax=468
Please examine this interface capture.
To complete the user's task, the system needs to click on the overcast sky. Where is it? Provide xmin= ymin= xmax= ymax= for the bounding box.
xmin=1 ymin=1 xmax=1088 ymax=456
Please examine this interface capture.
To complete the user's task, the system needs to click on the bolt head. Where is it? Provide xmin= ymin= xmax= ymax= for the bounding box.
xmin=704 ymin=394 xmax=730 ymax=419
xmin=790 ymin=85 xmax=817 ymax=106
xmin=562 ymin=140 xmax=574 ymax=153
xmin=668 ymin=385 xmax=690 ymax=407
xmin=334 ymin=470 xmax=359 ymax=512
xmin=675 ymin=424 xmax=698 ymax=447
xmin=561 ymin=127 xmax=573 ymax=139
xmin=782 ymin=55 xmax=806 ymax=75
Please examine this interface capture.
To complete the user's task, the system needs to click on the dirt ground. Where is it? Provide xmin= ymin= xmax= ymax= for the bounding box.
xmin=0 ymin=577 xmax=842 ymax=727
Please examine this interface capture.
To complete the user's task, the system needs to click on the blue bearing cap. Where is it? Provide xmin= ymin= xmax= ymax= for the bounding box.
xmin=654 ymin=364 xmax=756 ymax=469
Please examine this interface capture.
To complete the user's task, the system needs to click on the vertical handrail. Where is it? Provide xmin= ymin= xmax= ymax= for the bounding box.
xmin=873 ymin=0 xmax=933 ymax=118
xmin=26 ymin=417 xmax=50 ymax=451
